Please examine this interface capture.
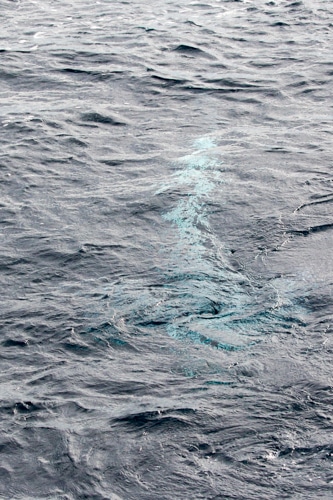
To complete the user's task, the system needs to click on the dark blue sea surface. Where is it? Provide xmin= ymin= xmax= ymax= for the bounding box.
xmin=1 ymin=0 xmax=333 ymax=498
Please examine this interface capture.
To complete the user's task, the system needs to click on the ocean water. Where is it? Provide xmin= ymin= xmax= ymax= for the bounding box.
xmin=1 ymin=0 xmax=333 ymax=498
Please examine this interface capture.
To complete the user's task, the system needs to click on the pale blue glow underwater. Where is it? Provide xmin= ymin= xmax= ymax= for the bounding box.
xmin=88 ymin=136 xmax=307 ymax=354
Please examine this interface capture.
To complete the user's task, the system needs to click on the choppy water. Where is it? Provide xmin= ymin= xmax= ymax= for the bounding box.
xmin=1 ymin=0 xmax=333 ymax=498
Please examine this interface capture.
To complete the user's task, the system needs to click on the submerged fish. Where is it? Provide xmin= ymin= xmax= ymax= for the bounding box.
xmin=87 ymin=136 xmax=307 ymax=355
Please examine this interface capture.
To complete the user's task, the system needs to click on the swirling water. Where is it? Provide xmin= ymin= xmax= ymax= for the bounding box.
xmin=1 ymin=0 xmax=333 ymax=498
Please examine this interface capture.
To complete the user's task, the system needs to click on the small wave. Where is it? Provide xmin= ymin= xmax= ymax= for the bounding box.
xmin=80 ymin=112 xmax=128 ymax=127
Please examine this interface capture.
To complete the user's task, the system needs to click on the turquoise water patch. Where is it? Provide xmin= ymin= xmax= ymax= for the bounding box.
xmin=86 ymin=135 xmax=307 ymax=361
xmin=155 ymin=135 xmax=307 ymax=351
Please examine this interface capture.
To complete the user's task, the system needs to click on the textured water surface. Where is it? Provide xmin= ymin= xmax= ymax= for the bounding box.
xmin=1 ymin=0 xmax=333 ymax=498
